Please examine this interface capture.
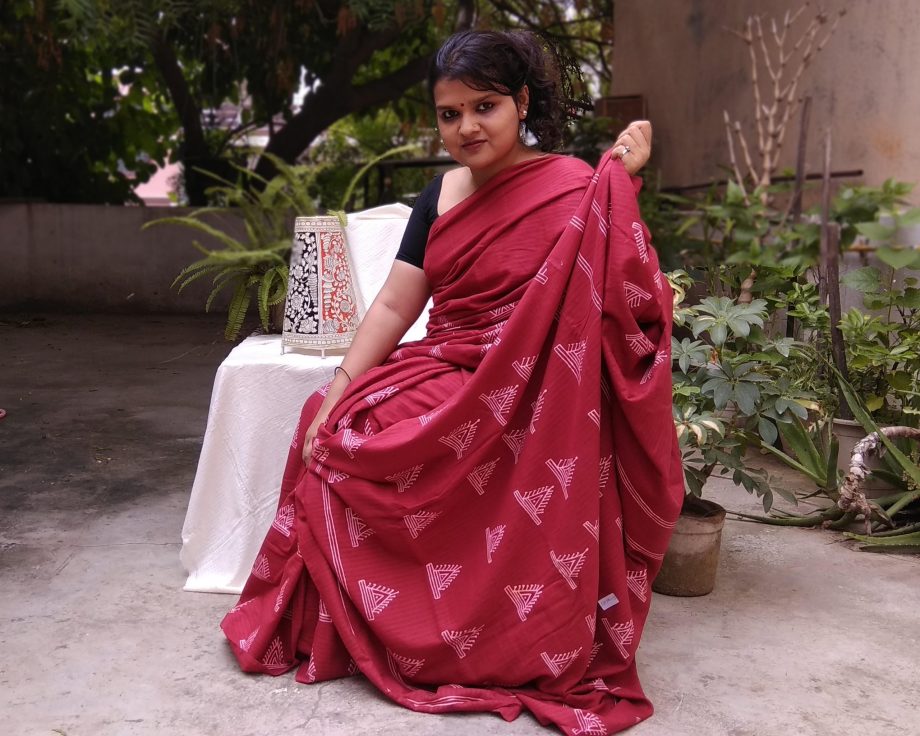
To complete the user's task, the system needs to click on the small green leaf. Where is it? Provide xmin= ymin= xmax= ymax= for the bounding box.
xmin=866 ymin=395 xmax=885 ymax=412
xmin=841 ymin=267 xmax=881 ymax=293
xmin=876 ymin=246 xmax=920 ymax=270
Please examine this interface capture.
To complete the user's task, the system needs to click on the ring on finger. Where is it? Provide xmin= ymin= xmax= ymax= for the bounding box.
xmin=621 ymin=145 xmax=631 ymax=156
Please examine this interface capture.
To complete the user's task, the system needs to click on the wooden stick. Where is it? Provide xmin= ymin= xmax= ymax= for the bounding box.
xmin=818 ymin=128 xmax=831 ymax=307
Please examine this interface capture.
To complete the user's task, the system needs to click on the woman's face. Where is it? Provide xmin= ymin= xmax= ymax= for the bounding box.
xmin=433 ymin=77 xmax=529 ymax=178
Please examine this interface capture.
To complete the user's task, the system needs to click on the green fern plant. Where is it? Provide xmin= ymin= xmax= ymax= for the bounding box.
xmin=144 ymin=152 xmax=315 ymax=340
xmin=147 ymin=145 xmax=418 ymax=340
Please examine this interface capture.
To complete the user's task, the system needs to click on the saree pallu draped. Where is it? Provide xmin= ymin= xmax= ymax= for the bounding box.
xmin=221 ymin=153 xmax=684 ymax=735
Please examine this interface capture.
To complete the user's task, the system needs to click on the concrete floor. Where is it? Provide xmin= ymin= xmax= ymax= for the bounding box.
xmin=1 ymin=313 xmax=918 ymax=736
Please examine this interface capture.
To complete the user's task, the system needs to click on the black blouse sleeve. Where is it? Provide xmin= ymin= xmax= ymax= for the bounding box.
xmin=394 ymin=174 xmax=443 ymax=269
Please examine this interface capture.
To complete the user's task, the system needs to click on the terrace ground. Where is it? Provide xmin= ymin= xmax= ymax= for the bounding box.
xmin=1 ymin=313 xmax=917 ymax=736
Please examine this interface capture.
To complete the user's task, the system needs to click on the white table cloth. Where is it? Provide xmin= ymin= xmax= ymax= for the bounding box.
xmin=180 ymin=204 xmax=428 ymax=593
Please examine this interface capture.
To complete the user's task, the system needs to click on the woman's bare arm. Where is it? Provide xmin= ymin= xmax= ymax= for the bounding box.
xmin=302 ymin=260 xmax=431 ymax=459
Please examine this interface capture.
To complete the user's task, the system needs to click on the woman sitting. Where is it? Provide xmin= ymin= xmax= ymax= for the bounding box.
xmin=221 ymin=29 xmax=682 ymax=735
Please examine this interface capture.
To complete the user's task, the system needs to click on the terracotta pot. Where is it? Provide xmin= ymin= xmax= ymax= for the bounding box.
xmin=652 ymin=496 xmax=726 ymax=597
xmin=833 ymin=418 xmax=895 ymax=496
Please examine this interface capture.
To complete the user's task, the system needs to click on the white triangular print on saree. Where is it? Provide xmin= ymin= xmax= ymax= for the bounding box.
xmin=418 ymin=407 xmax=443 ymax=426
xmin=625 ymin=331 xmax=656 ymax=356
xmin=426 ymin=563 xmax=462 ymax=599
xmin=502 ymin=428 xmax=527 ymax=464
xmin=529 ymin=389 xmax=547 ymax=434
xmin=553 ymin=340 xmax=587 ymax=384
xmin=363 ymin=418 xmax=375 ymax=436
xmin=540 ymin=647 xmax=582 ymax=677
xmin=467 ymin=458 xmax=499 ymax=495
xmin=583 ymin=519 xmax=600 ymax=541
xmin=591 ymin=677 xmax=608 ymax=691
xmin=438 ymin=419 xmax=480 ymax=460
xmin=513 ymin=484 xmax=554 ymax=526
xmin=336 ymin=413 xmax=353 ymax=430
xmin=535 ymin=262 xmax=549 ymax=285
xmin=632 ymin=221 xmax=650 ymax=263
xmin=603 ymin=618 xmax=636 ymax=660
xmin=573 ymin=708 xmax=608 ymax=735
xmin=587 ymin=408 xmax=600 ymax=427
xmin=346 ymin=507 xmax=375 ymax=548
xmin=585 ymin=612 xmax=596 ymax=634
xmin=641 ymin=349 xmax=669 ymax=385
xmin=504 ymin=584 xmax=544 ymax=622
xmin=512 ymin=355 xmax=538 ymax=381
xmin=261 ymin=636 xmax=287 ymax=671
xmin=364 ymin=386 xmax=399 ymax=406
xmin=586 ymin=641 xmax=602 ymax=667
xmin=485 ymin=525 xmax=506 ymax=564
xmin=228 ymin=598 xmax=254 ymax=616
xmin=386 ymin=463 xmax=424 ymax=493
xmin=273 ymin=580 xmax=289 ymax=613
xmin=327 ymin=468 xmax=350 ymax=484
xmin=479 ymin=384 xmax=519 ymax=426
xmin=626 ymin=569 xmax=649 ymax=602
xmin=388 ymin=650 xmax=425 ymax=679
xmin=490 ymin=301 xmax=517 ymax=319
xmin=654 ymin=269 xmax=663 ymax=291
xmin=251 ymin=553 xmax=271 ymax=581
xmin=550 ymin=548 xmax=588 ymax=590
xmin=404 ymin=510 xmax=441 ymax=539
xmin=341 ymin=428 xmax=365 ymax=459
xmin=598 ymin=455 xmax=612 ymax=493
xmin=624 ymin=281 xmax=652 ymax=309
xmin=271 ymin=504 xmax=295 ymax=538
xmin=429 ymin=343 xmax=444 ymax=358
xmin=441 ymin=626 xmax=483 ymax=659
xmin=480 ymin=321 xmax=506 ymax=344
xmin=545 ymin=457 xmax=577 ymax=499
xmin=304 ymin=658 xmax=317 ymax=683
xmin=317 ymin=599 xmax=332 ymax=623
xmin=569 ymin=214 xmax=586 ymax=232
xmin=358 ymin=579 xmax=398 ymax=621
xmin=239 ymin=626 xmax=260 ymax=652
xmin=311 ymin=443 xmax=329 ymax=466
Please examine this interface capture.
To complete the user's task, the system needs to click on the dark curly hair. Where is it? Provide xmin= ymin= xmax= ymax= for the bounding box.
xmin=428 ymin=30 xmax=587 ymax=152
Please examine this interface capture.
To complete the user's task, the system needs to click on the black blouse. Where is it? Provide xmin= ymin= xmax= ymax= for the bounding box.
xmin=394 ymin=174 xmax=444 ymax=269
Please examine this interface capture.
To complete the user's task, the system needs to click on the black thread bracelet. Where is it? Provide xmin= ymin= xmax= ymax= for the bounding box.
xmin=334 ymin=366 xmax=352 ymax=382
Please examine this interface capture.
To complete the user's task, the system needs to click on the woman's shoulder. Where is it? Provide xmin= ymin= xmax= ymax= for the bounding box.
xmin=545 ymin=153 xmax=594 ymax=176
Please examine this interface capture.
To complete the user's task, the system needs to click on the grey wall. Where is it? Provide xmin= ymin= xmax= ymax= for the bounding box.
xmin=0 ymin=204 xmax=242 ymax=313
xmin=613 ymin=0 xmax=920 ymax=199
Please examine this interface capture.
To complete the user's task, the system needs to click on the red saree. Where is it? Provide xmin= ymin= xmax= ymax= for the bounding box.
xmin=221 ymin=153 xmax=683 ymax=735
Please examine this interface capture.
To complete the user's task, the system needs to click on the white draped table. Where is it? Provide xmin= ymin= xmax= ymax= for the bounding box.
xmin=180 ymin=204 xmax=428 ymax=593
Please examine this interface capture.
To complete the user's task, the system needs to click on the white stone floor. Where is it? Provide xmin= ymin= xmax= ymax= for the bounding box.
xmin=1 ymin=314 xmax=917 ymax=736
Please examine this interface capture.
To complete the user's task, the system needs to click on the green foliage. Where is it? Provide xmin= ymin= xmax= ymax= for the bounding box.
xmin=145 ymin=153 xmax=317 ymax=340
xmin=48 ymin=0 xmax=613 ymax=204
xmin=151 ymin=146 xmax=416 ymax=340
xmin=0 ymin=0 xmax=174 ymax=202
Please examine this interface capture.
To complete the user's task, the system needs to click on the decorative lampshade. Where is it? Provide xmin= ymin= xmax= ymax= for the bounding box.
xmin=282 ymin=216 xmax=361 ymax=354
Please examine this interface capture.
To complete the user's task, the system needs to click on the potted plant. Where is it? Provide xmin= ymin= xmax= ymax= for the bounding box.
xmin=657 ymin=271 xmax=809 ymax=595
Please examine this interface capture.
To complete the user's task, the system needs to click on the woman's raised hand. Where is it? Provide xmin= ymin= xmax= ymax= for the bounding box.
xmin=610 ymin=120 xmax=652 ymax=176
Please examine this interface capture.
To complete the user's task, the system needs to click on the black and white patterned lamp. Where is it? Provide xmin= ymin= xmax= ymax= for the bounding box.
xmin=282 ymin=216 xmax=361 ymax=355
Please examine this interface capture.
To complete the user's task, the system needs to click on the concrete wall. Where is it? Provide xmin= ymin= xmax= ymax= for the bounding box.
xmin=0 ymin=204 xmax=242 ymax=313
xmin=612 ymin=0 xmax=920 ymax=197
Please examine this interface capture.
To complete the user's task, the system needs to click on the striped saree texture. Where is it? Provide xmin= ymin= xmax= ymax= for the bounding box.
xmin=220 ymin=152 xmax=684 ymax=735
